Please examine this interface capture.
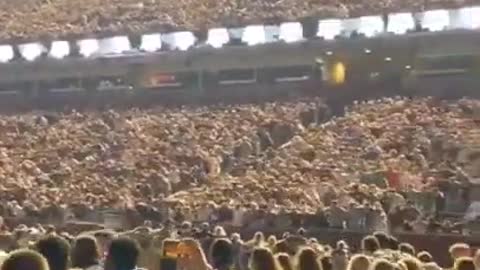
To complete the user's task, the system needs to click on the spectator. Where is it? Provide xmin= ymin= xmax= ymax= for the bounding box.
xmin=105 ymin=237 xmax=141 ymax=270
xmin=276 ymin=253 xmax=294 ymax=270
xmin=373 ymin=232 xmax=390 ymax=250
xmin=295 ymin=247 xmax=322 ymax=270
xmin=1 ymin=249 xmax=49 ymax=270
xmin=371 ymin=259 xmax=395 ymax=270
xmin=387 ymin=236 xmax=399 ymax=251
xmin=449 ymin=243 xmax=471 ymax=261
xmin=332 ymin=241 xmax=349 ymax=270
xmin=361 ymin=236 xmax=380 ymax=255
xmin=177 ymin=238 xmax=212 ymax=270
xmin=399 ymin=243 xmax=416 ymax=256
xmin=93 ymin=230 xmax=116 ymax=258
xmin=423 ymin=262 xmax=442 ymax=270
xmin=416 ymin=251 xmax=433 ymax=263
xmin=249 ymin=247 xmax=278 ymax=270
xmin=321 ymin=256 xmax=333 ymax=270
xmin=71 ymin=236 xmax=102 ymax=270
xmin=473 ymin=249 xmax=480 ymax=269
xmin=399 ymin=258 xmax=422 ymax=270
xmin=454 ymin=257 xmax=476 ymax=270
xmin=209 ymin=238 xmax=234 ymax=270
xmin=348 ymin=255 xmax=370 ymax=270
xmin=35 ymin=235 xmax=71 ymax=270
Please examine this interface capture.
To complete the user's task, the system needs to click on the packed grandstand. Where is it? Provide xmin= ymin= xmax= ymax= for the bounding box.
xmin=0 ymin=97 xmax=478 ymax=233
xmin=0 ymin=97 xmax=477 ymax=270
xmin=0 ymin=0 xmax=477 ymax=40
xmin=0 ymin=0 xmax=478 ymax=269
xmin=0 ymin=0 xmax=478 ymax=62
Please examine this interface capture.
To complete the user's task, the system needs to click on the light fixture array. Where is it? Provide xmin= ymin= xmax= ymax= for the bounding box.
xmin=0 ymin=6 xmax=478 ymax=63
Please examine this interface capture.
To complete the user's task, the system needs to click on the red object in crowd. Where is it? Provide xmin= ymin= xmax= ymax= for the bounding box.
xmin=386 ymin=169 xmax=401 ymax=190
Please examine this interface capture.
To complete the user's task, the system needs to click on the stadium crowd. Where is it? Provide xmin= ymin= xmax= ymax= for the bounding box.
xmin=0 ymin=97 xmax=477 ymax=234
xmin=0 ymin=0 xmax=477 ymax=40
xmin=0 ymin=224 xmax=477 ymax=270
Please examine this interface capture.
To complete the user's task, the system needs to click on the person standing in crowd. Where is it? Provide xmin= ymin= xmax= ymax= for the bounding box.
xmin=454 ymin=257 xmax=475 ymax=270
xmin=94 ymin=230 xmax=115 ymax=260
xmin=399 ymin=243 xmax=415 ymax=256
xmin=177 ymin=238 xmax=212 ymax=270
xmin=417 ymin=251 xmax=433 ymax=263
xmin=361 ymin=236 xmax=380 ymax=255
xmin=332 ymin=241 xmax=349 ymax=270
xmin=249 ymin=247 xmax=278 ymax=270
xmin=231 ymin=233 xmax=246 ymax=270
xmin=34 ymin=235 xmax=71 ymax=270
xmin=449 ymin=243 xmax=471 ymax=262
xmin=295 ymin=247 xmax=322 ymax=270
xmin=276 ymin=253 xmax=293 ymax=270
xmin=1 ymin=249 xmax=50 ymax=270
xmin=71 ymin=236 xmax=103 ymax=270
xmin=371 ymin=259 xmax=395 ymax=270
xmin=347 ymin=254 xmax=370 ymax=270
xmin=326 ymin=201 xmax=347 ymax=230
xmin=209 ymin=238 xmax=234 ymax=270
xmin=232 ymin=204 xmax=245 ymax=228
xmin=104 ymin=237 xmax=143 ymax=270
xmin=347 ymin=202 xmax=366 ymax=231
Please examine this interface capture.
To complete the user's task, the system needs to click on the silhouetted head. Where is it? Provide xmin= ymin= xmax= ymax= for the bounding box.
xmin=34 ymin=235 xmax=71 ymax=270
xmin=71 ymin=235 xmax=101 ymax=269
xmin=250 ymin=247 xmax=278 ymax=270
xmin=361 ymin=236 xmax=380 ymax=254
xmin=295 ymin=247 xmax=322 ymax=270
xmin=2 ymin=249 xmax=49 ymax=270
xmin=348 ymin=254 xmax=370 ymax=270
xmin=209 ymin=238 xmax=233 ymax=270
xmin=454 ymin=257 xmax=475 ymax=270
xmin=105 ymin=237 xmax=140 ymax=270
xmin=275 ymin=253 xmax=293 ymax=270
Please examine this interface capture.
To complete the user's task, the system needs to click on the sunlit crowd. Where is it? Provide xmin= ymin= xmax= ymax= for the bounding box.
xmin=0 ymin=97 xmax=476 ymax=236
xmin=0 ymin=225 xmax=477 ymax=270
xmin=0 ymin=0 xmax=476 ymax=41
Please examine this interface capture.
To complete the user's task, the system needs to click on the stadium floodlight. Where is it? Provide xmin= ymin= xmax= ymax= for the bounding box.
xmin=140 ymin=34 xmax=162 ymax=52
xmin=207 ymin=28 xmax=229 ymax=48
xmin=49 ymin=41 xmax=70 ymax=59
xmin=317 ymin=19 xmax=342 ymax=40
xmin=358 ymin=16 xmax=384 ymax=37
xmin=98 ymin=36 xmax=131 ymax=55
xmin=173 ymin=31 xmax=196 ymax=51
xmin=162 ymin=31 xmax=196 ymax=51
xmin=0 ymin=45 xmax=14 ymax=63
xmin=341 ymin=18 xmax=361 ymax=37
xmin=228 ymin=28 xmax=244 ymax=39
xmin=387 ymin=13 xmax=415 ymax=34
xmin=421 ymin=9 xmax=450 ymax=32
xmin=265 ymin=25 xmax=280 ymax=43
xmin=77 ymin=39 xmax=99 ymax=57
xmin=19 ymin=43 xmax=46 ymax=61
xmin=242 ymin=25 xmax=266 ymax=46
xmin=455 ymin=6 xmax=480 ymax=29
xmin=279 ymin=22 xmax=303 ymax=43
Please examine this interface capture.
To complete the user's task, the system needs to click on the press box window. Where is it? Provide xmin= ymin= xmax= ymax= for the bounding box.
xmin=145 ymin=71 xmax=198 ymax=89
xmin=418 ymin=55 xmax=475 ymax=71
xmin=265 ymin=65 xmax=312 ymax=82
xmin=218 ymin=69 xmax=256 ymax=85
